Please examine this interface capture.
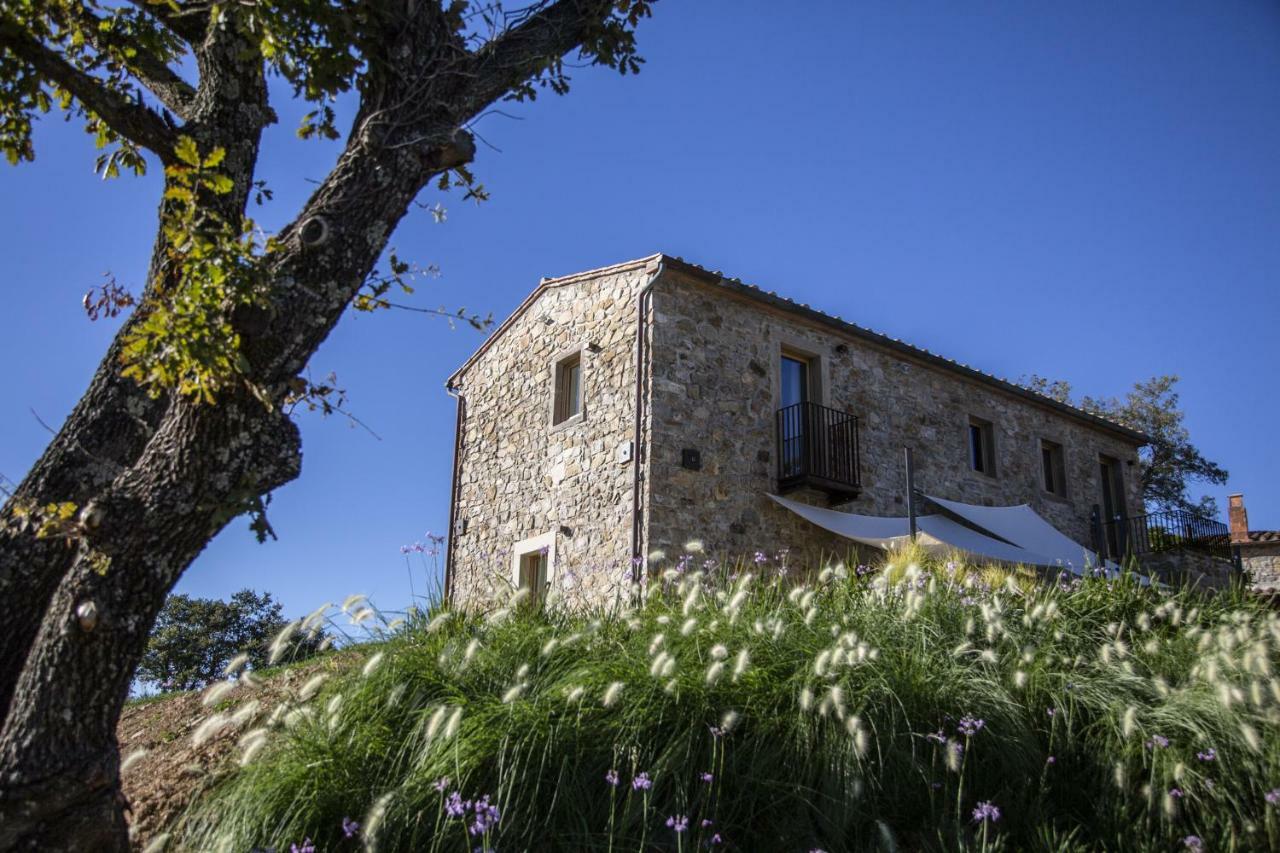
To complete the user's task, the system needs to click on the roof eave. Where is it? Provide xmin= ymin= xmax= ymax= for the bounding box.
xmin=660 ymin=255 xmax=1150 ymax=446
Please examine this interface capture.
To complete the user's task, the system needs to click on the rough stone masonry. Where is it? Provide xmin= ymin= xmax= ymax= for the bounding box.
xmin=445 ymin=254 xmax=1147 ymax=609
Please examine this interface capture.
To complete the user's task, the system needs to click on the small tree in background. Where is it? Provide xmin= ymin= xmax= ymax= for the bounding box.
xmin=1024 ymin=374 xmax=1229 ymax=517
xmin=136 ymin=589 xmax=324 ymax=693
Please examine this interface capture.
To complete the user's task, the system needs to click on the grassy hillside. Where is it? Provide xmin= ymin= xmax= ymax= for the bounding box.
xmin=175 ymin=550 xmax=1280 ymax=852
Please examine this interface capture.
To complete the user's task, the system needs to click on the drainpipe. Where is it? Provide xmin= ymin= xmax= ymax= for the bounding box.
xmin=630 ymin=259 xmax=665 ymax=592
xmin=444 ymin=382 xmax=466 ymax=606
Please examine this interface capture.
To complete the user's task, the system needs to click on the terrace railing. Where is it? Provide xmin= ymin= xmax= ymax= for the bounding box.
xmin=776 ymin=401 xmax=861 ymax=500
xmin=1097 ymin=508 xmax=1234 ymax=563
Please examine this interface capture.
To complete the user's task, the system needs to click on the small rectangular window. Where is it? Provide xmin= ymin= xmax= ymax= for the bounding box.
xmin=1041 ymin=439 xmax=1066 ymax=496
xmin=552 ymin=352 xmax=582 ymax=425
xmin=968 ymin=417 xmax=995 ymax=476
xmin=518 ymin=549 xmax=548 ymax=603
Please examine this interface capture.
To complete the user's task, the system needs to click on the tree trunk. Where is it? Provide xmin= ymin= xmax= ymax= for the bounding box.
xmin=0 ymin=392 xmax=301 ymax=851
xmin=0 ymin=3 xmax=628 ymax=847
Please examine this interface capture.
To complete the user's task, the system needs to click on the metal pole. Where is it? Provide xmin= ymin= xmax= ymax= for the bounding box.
xmin=904 ymin=447 xmax=917 ymax=542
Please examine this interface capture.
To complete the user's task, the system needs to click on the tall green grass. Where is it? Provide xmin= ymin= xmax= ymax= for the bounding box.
xmin=179 ymin=549 xmax=1280 ymax=852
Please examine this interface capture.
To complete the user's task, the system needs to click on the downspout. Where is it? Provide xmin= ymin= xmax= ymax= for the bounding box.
xmin=630 ymin=259 xmax=665 ymax=592
xmin=444 ymin=382 xmax=466 ymax=606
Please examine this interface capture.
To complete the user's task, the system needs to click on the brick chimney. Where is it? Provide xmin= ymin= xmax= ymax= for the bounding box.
xmin=1228 ymin=493 xmax=1250 ymax=543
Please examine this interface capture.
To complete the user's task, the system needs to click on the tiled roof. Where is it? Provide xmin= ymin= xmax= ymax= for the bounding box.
xmin=1247 ymin=530 xmax=1280 ymax=543
xmin=448 ymin=252 xmax=1149 ymax=443
xmin=659 ymin=255 xmax=1147 ymax=443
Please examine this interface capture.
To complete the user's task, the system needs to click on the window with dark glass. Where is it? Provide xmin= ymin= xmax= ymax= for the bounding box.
xmin=552 ymin=352 xmax=582 ymax=424
xmin=1041 ymin=439 xmax=1066 ymax=496
xmin=968 ymin=417 xmax=995 ymax=475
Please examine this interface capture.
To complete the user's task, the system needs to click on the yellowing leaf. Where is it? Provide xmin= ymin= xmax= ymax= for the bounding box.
xmin=174 ymin=136 xmax=200 ymax=167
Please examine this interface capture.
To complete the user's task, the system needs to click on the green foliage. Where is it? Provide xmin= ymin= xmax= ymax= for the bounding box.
xmin=119 ymin=136 xmax=273 ymax=404
xmin=182 ymin=553 xmax=1280 ymax=852
xmin=0 ymin=0 xmax=185 ymax=172
xmin=1025 ymin=374 xmax=1229 ymax=517
xmin=137 ymin=588 xmax=326 ymax=693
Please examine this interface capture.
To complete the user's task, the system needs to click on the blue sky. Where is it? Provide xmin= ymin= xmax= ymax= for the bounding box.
xmin=2 ymin=2 xmax=1278 ymax=621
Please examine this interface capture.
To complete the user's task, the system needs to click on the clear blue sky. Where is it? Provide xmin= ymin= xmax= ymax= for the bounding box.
xmin=2 ymin=2 xmax=1278 ymax=622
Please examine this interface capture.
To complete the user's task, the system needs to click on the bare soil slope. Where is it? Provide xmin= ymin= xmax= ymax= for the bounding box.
xmin=117 ymin=650 xmax=363 ymax=849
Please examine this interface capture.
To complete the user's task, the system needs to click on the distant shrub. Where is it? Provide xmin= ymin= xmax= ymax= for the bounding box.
xmin=137 ymin=589 xmax=326 ymax=693
xmin=181 ymin=550 xmax=1280 ymax=852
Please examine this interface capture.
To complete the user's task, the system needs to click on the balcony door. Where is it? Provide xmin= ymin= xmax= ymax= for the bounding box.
xmin=779 ymin=355 xmax=811 ymax=477
xmin=1099 ymin=455 xmax=1126 ymax=557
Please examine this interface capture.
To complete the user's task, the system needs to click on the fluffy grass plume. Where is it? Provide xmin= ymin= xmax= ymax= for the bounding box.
xmin=180 ymin=552 xmax=1280 ymax=852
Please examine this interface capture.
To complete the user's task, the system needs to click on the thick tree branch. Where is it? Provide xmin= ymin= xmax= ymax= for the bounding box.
xmin=57 ymin=3 xmax=197 ymax=120
xmin=466 ymin=0 xmax=613 ymax=109
xmin=124 ymin=0 xmax=207 ymax=45
xmin=0 ymin=18 xmax=177 ymax=160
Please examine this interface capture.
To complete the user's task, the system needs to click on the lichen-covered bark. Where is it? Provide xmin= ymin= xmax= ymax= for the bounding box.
xmin=0 ymin=2 xmax=630 ymax=849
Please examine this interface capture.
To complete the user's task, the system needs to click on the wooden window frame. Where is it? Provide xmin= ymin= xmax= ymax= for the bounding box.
xmin=511 ymin=531 xmax=556 ymax=601
xmin=968 ymin=416 xmax=996 ymax=477
xmin=1040 ymin=438 xmax=1067 ymax=498
xmin=550 ymin=349 xmax=584 ymax=428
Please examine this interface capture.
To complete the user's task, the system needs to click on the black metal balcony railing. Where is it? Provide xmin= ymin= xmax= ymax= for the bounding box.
xmin=776 ymin=401 xmax=861 ymax=499
xmin=1099 ymin=509 xmax=1233 ymax=563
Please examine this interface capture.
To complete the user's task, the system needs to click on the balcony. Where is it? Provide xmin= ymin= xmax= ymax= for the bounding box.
xmin=775 ymin=401 xmax=861 ymax=501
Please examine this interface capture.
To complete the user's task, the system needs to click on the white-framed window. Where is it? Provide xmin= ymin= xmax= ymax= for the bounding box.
xmin=511 ymin=531 xmax=555 ymax=601
xmin=551 ymin=350 xmax=583 ymax=426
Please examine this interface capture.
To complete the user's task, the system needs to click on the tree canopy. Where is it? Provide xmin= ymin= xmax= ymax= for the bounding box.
xmin=0 ymin=3 xmax=655 ymax=848
xmin=137 ymin=588 xmax=325 ymax=693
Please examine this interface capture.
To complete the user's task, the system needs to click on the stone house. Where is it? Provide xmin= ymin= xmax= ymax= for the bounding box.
xmin=444 ymin=254 xmax=1146 ymax=607
xmin=1229 ymin=494 xmax=1280 ymax=592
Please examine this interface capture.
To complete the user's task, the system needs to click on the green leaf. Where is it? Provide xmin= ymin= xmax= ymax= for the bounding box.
xmin=174 ymin=136 xmax=201 ymax=167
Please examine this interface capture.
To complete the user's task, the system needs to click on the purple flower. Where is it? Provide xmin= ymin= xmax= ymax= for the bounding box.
xmin=701 ymin=819 xmax=714 ymax=828
xmin=930 ymin=782 xmax=943 ymax=790
xmin=1046 ymin=707 xmax=1056 ymax=718
xmin=957 ymin=716 xmax=985 ymax=737
xmin=469 ymin=794 xmax=501 ymax=837
xmin=1196 ymin=748 xmax=1217 ymax=762
xmin=753 ymin=551 xmax=767 ymax=564
xmin=445 ymin=791 xmax=470 ymax=818
xmin=605 ymin=769 xmax=620 ymax=786
xmin=632 ymin=772 xmax=652 ymax=791
xmin=971 ymin=801 xmax=1001 ymax=823
xmin=1183 ymin=837 xmax=1204 ymax=851
xmin=341 ymin=816 xmax=360 ymax=839
xmin=1046 ymin=756 xmax=1056 ymax=765
xmin=1266 ymin=788 xmax=1280 ymax=806
xmin=1145 ymin=735 xmax=1170 ymax=750
xmin=433 ymin=776 xmax=451 ymax=793
xmin=666 ymin=814 xmax=689 ymax=833
xmin=709 ymin=833 xmax=723 ymax=845
xmin=699 ymin=772 xmax=714 ymax=783
xmin=926 ymin=729 xmax=948 ymax=744
xmin=290 ymin=841 xmax=315 ymax=853
xmin=1170 ymin=787 xmax=1184 ymax=799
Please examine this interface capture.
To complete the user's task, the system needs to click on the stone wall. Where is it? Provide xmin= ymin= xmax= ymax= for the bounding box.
xmin=1241 ymin=542 xmax=1280 ymax=591
xmin=644 ymin=269 xmax=1145 ymax=564
xmin=449 ymin=260 xmax=653 ymax=609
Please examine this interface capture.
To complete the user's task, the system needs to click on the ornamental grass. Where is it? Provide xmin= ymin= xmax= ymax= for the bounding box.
xmin=178 ymin=547 xmax=1280 ymax=852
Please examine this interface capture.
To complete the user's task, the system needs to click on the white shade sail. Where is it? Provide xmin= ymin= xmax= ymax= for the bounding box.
xmin=923 ymin=494 xmax=1103 ymax=571
xmin=768 ymin=493 xmax=1110 ymax=575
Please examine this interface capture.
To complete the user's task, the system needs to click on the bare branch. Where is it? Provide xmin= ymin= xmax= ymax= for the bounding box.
xmin=0 ymin=18 xmax=177 ymax=160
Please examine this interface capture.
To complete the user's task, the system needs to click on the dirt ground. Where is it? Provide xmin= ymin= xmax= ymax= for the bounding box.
xmin=117 ymin=651 xmax=361 ymax=850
